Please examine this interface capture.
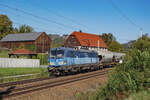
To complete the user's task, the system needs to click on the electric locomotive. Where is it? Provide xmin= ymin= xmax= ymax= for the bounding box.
xmin=48 ymin=47 xmax=99 ymax=76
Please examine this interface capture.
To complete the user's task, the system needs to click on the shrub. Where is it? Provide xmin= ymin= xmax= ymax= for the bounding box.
xmin=25 ymin=44 xmax=35 ymax=52
xmin=124 ymin=90 xmax=150 ymax=100
xmin=97 ymin=49 xmax=150 ymax=100
xmin=37 ymin=53 xmax=48 ymax=65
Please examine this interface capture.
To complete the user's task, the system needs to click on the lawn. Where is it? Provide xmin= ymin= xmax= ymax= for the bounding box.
xmin=0 ymin=50 xmax=9 ymax=58
xmin=0 ymin=67 xmax=48 ymax=83
xmin=0 ymin=67 xmax=47 ymax=77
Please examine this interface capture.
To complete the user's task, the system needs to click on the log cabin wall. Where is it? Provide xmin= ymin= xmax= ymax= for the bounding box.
xmin=0 ymin=41 xmax=34 ymax=49
xmin=0 ymin=32 xmax=51 ymax=53
xmin=64 ymin=35 xmax=80 ymax=48
xmin=35 ymin=33 xmax=51 ymax=53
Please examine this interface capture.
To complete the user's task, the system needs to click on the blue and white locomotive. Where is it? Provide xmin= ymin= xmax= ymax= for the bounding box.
xmin=48 ymin=47 xmax=99 ymax=76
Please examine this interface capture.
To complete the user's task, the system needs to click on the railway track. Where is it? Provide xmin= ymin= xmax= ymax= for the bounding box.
xmin=0 ymin=68 xmax=111 ymax=99
xmin=0 ymin=77 xmax=52 ymax=88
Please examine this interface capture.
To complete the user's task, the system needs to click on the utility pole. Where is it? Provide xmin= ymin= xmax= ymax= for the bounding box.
xmin=140 ymin=28 xmax=143 ymax=36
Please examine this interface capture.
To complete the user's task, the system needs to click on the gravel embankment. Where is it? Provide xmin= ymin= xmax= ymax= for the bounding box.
xmin=3 ymin=69 xmax=109 ymax=100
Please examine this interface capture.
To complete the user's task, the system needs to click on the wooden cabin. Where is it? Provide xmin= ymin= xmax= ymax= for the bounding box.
xmin=0 ymin=32 xmax=51 ymax=53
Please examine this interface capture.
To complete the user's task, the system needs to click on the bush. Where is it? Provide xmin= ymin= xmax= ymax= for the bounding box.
xmin=97 ymin=49 xmax=150 ymax=100
xmin=37 ymin=53 xmax=48 ymax=65
xmin=132 ymin=35 xmax=150 ymax=52
xmin=25 ymin=44 xmax=35 ymax=52
xmin=124 ymin=90 xmax=150 ymax=100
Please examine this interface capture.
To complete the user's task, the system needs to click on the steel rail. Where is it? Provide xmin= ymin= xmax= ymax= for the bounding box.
xmin=3 ymin=68 xmax=111 ymax=99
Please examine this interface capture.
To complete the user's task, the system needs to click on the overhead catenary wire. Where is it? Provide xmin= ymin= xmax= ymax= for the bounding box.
xmin=0 ymin=8 xmax=59 ymax=33
xmin=0 ymin=7 xmax=66 ymax=34
xmin=49 ymin=11 xmax=89 ymax=29
xmin=108 ymin=0 xmax=143 ymax=32
xmin=27 ymin=0 xmax=88 ymax=29
xmin=0 ymin=3 xmax=78 ymax=30
xmin=13 ymin=0 xmax=89 ymax=30
xmin=13 ymin=22 xmax=56 ymax=33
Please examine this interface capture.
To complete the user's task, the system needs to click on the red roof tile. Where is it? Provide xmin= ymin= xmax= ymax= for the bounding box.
xmin=10 ymin=48 xmax=37 ymax=55
xmin=71 ymin=31 xmax=107 ymax=48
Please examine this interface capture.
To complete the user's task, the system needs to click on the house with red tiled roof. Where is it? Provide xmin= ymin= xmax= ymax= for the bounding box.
xmin=64 ymin=31 xmax=108 ymax=51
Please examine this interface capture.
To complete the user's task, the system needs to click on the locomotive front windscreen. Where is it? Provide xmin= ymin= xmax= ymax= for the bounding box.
xmin=50 ymin=50 xmax=64 ymax=58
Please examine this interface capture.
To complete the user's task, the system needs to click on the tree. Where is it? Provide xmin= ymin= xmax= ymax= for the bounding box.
xmin=108 ymin=40 xmax=124 ymax=52
xmin=48 ymin=34 xmax=65 ymax=48
xmin=17 ymin=24 xmax=34 ymax=33
xmin=0 ymin=14 xmax=13 ymax=40
xmin=100 ymin=33 xmax=116 ymax=46
xmin=132 ymin=35 xmax=150 ymax=52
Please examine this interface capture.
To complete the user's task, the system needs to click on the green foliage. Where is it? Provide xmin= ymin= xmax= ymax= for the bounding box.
xmin=17 ymin=24 xmax=34 ymax=33
xmin=0 ymin=67 xmax=48 ymax=83
xmin=14 ymin=44 xmax=35 ymax=52
xmin=124 ymin=90 xmax=150 ymax=100
xmin=0 ymin=50 xmax=9 ymax=58
xmin=132 ymin=35 xmax=150 ymax=51
xmin=108 ymin=40 xmax=124 ymax=52
xmin=100 ymin=33 xmax=124 ymax=52
xmin=25 ymin=44 xmax=36 ymax=52
xmin=49 ymin=34 xmax=65 ymax=48
xmin=122 ymin=40 xmax=136 ymax=50
xmin=97 ymin=49 xmax=150 ymax=100
xmin=0 ymin=14 xmax=35 ymax=40
xmin=100 ymin=33 xmax=116 ymax=46
xmin=0 ymin=14 xmax=14 ymax=40
xmin=0 ymin=67 xmax=46 ymax=77
xmin=37 ymin=54 xmax=48 ymax=65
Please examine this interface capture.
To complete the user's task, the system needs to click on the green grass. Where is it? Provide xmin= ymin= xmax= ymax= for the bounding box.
xmin=0 ymin=67 xmax=48 ymax=83
xmin=0 ymin=67 xmax=47 ymax=77
xmin=0 ymin=50 xmax=9 ymax=58
xmin=124 ymin=90 xmax=150 ymax=100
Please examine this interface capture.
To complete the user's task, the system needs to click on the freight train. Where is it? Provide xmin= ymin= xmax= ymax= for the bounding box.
xmin=47 ymin=47 xmax=124 ymax=76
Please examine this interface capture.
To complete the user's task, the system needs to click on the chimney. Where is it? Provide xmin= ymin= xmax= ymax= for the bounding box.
xmin=79 ymin=30 xmax=82 ymax=32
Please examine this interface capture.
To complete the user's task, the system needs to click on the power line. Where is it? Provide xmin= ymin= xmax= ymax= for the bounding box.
xmin=0 ymin=3 xmax=77 ymax=30
xmin=37 ymin=7 xmax=88 ymax=29
xmin=51 ymin=11 xmax=88 ymax=29
xmin=17 ymin=0 xmax=89 ymax=30
xmin=0 ymin=8 xmax=62 ymax=33
xmin=14 ymin=22 xmax=57 ymax=33
xmin=0 ymin=8 xmax=61 ymax=33
xmin=2 ymin=9 xmax=65 ymax=29
xmin=108 ymin=0 xmax=143 ymax=31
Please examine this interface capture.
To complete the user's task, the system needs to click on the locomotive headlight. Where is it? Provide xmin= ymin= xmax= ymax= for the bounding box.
xmin=50 ymin=62 xmax=55 ymax=65
xmin=58 ymin=60 xmax=67 ymax=65
xmin=58 ymin=62 xmax=64 ymax=65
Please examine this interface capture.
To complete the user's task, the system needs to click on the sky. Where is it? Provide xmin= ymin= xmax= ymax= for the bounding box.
xmin=0 ymin=0 xmax=149 ymax=43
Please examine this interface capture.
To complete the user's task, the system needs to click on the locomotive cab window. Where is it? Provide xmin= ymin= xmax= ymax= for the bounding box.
xmin=50 ymin=50 xmax=64 ymax=58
